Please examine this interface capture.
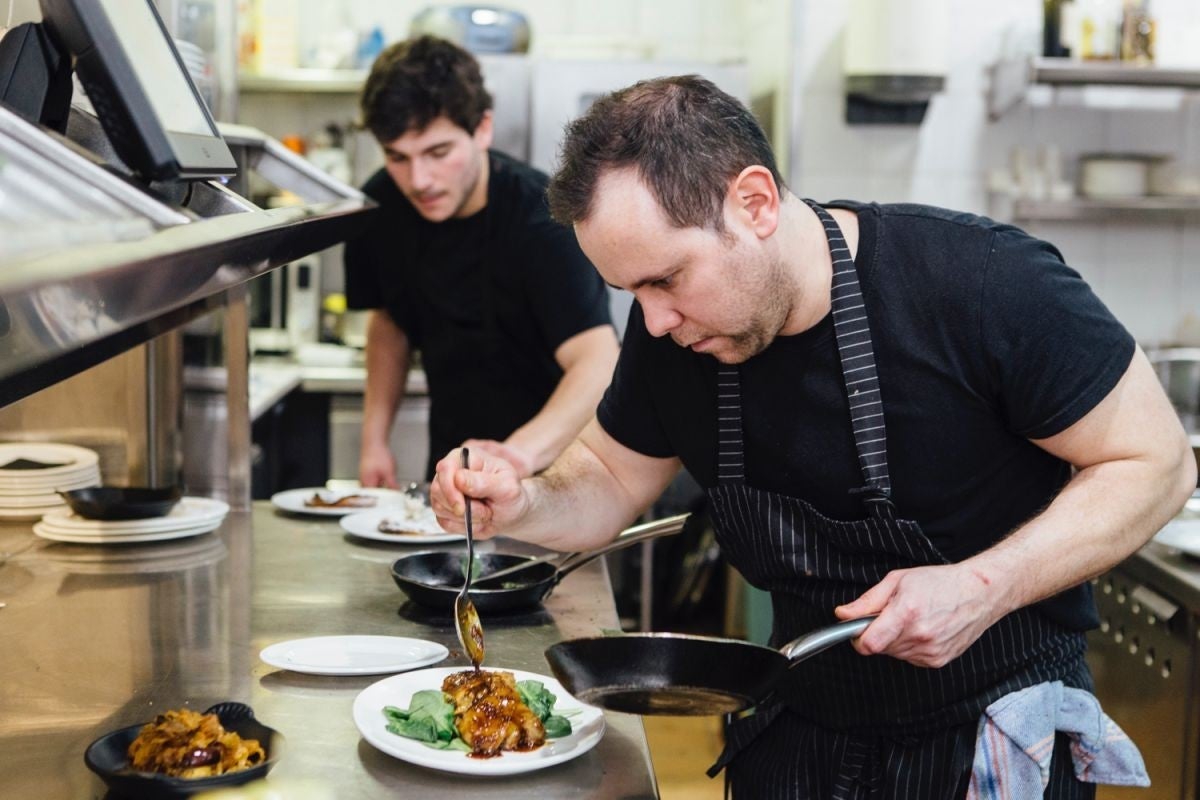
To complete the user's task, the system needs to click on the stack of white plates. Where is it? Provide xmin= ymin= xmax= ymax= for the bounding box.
xmin=32 ymin=497 xmax=230 ymax=545
xmin=0 ymin=442 xmax=101 ymax=521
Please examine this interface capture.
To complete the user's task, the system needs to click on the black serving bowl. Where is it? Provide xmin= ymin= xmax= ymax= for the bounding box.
xmin=84 ymin=702 xmax=283 ymax=799
xmin=59 ymin=486 xmax=182 ymax=520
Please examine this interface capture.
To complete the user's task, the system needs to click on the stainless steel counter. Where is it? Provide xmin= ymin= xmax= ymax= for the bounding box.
xmin=0 ymin=503 xmax=657 ymax=798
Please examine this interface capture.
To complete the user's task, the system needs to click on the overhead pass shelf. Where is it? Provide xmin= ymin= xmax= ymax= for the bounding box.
xmin=1010 ymin=196 xmax=1200 ymax=224
xmin=988 ymin=56 xmax=1200 ymax=119
xmin=0 ymin=105 xmax=376 ymax=406
xmin=238 ymin=68 xmax=367 ymax=93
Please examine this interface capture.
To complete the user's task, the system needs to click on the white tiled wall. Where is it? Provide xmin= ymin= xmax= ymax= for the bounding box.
xmin=790 ymin=0 xmax=1200 ymax=346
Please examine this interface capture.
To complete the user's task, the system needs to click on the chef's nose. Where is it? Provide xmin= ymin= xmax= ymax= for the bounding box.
xmin=410 ymin=157 xmax=433 ymax=191
xmin=641 ymin=299 xmax=683 ymax=338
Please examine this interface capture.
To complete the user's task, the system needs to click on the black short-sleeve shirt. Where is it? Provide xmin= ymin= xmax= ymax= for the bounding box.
xmin=344 ymin=151 xmax=613 ymax=476
xmin=598 ymin=201 xmax=1135 ymax=628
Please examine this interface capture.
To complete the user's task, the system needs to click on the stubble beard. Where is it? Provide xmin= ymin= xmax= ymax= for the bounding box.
xmin=713 ymin=252 xmax=795 ymax=364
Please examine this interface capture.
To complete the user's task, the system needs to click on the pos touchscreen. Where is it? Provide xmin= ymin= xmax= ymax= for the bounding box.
xmin=39 ymin=0 xmax=236 ymax=180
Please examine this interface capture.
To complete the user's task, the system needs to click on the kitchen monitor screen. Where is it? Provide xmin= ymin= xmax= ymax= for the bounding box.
xmin=39 ymin=0 xmax=236 ymax=180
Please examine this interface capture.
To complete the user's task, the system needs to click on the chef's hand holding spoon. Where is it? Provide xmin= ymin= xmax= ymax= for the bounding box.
xmin=431 ymin=446 xmax=530 ymax=539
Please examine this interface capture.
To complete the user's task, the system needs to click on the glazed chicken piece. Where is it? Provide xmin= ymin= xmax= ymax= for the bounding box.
xmin=441 ymin=669 xmax=546 ymax=757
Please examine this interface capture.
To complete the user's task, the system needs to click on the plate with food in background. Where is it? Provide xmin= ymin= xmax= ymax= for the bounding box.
xmin=270 ymin=487 xmax=403 ymax=517
xmin=352 ymin=666 xmax=605 ymax=776
xmin=84 ymin=702 xmax=282 ymax=798
xmin=339 ymin=501 xmax=464 ymax=544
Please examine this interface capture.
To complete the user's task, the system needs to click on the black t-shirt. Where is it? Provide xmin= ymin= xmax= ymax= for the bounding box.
xmin=344 ymin=151 xmax=613 ymax=477
xmin=598 ymin=201 xmax=1135 ymax=629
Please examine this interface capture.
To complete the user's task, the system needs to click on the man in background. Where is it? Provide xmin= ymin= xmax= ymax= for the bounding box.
xmin=344 ymin=36 xmax=618 ymax=484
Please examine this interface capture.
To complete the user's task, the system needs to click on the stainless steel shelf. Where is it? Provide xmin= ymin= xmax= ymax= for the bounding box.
xmin=1011 ymin=196 xmax=1200 ymax=223
xmin=988 ymin=56 xmax=1200 ymax=119
xmin=238 ymin=68 xmax=367 ymax=94
xmin=0 ymin=106 xmax=376 ymax=406
xmin=1032 ymin=57 xmax=1200 ymax=88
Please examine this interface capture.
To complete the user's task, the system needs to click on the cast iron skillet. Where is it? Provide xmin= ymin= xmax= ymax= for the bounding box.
xmin=84 ymin=701 xmax=283 ymax=799
xmin=544 ymin=616 xmax=877 ymax=716
xmin=389 ymin=514 xmax=689 ymax=614
xmin=59 ymin=486 xmax=182 ymax=520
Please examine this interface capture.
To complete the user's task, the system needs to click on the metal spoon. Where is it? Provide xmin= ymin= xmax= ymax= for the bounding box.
xmin=454 ymin=448 xmax=485 ymax=669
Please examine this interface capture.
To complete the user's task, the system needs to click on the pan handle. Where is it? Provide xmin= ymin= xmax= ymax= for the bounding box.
xmin=779 ymin=615 xmax=877 ymax=664
xmin=553 ymin=513 xmax=691 ymax=580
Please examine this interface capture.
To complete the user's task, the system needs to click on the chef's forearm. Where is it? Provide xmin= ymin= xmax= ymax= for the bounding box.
xmin=514 ymin=421 xmax=679 ymax=552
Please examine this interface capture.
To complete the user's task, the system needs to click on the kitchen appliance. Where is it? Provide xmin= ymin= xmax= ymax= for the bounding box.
xmin=409 ymin=6 xmax=530 ymax=54
xmin=247 ymin=256 xmax=321 ymax=353
xmin=842 ymin=0 xmax=948 ymax=124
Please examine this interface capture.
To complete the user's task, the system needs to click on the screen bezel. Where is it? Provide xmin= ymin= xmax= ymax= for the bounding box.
xmin=39 ymin=0 xmax=237 ymax=180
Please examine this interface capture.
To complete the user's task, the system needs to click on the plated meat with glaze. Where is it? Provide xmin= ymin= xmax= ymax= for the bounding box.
xmin=441 ymin=670 xmax=546 ymax=757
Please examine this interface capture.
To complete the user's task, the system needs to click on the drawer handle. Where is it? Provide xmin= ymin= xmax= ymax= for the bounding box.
xmin=1129 ymin=585 xmax=1179 ymax=623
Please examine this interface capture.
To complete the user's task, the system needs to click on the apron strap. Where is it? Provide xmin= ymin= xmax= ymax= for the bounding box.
xmin=716 ymin=365 xmax=746 ymax=486
xmin=803 ymin=199 xmax=895 ymax=519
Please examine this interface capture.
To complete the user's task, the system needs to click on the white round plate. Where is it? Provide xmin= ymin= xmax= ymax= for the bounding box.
xmin=271 ymin=487 xmax=404 ymax=517
xmin=353 ymin=666 xmax=606 ymax=776
xmin=339 ymin=509 xmax=463 ymax=544
xmin=260 ymin=635 xmax=449 ymax=676
xmin=0 ymin=472 xmax=100 ymax=494
xmin=38 ymin=497 xmax=229 ymax=533
xmin=0 ymin=443 xmax=98 ymax=476
xmin=32 ymin=519 xmax=221 ymax=544
xmin=1153 ymin=519 xmax=1200 ymax=558
xmin=0 ymin=503 xmax=65 ymax=520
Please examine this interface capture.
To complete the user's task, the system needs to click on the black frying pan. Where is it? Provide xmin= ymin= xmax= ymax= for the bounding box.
xmin=544 ymin=616 xmax=875 ymax=716
xmin=389 ymin=514 xmax=689 ymax=614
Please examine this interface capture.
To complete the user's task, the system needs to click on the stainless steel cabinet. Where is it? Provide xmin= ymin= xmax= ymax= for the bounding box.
xmin=1088 ymin=569 xmax=1200 ymax=799
xmin=328 ymin=393 xmax=429 ymax=482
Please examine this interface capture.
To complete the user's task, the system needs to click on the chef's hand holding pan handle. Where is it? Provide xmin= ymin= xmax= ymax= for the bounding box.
xmin=431 ymin=446 xmax=531 ymax=539
xmin=834 ymin=562 xmax=1006 ymax=669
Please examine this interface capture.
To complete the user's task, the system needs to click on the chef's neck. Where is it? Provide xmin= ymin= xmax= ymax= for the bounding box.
xmin=455 ymin=151 xmax=491 ymax=219
xmin=777 ymin=194 xmax=858 ymax=336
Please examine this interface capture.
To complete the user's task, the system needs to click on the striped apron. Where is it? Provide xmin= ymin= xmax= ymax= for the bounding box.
xmin=705 ymin=201 xmax=1094 ymax=799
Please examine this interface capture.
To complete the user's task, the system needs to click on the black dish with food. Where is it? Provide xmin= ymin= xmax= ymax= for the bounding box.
xmin=60 ymin=486 xmax=182 ymax=520
xmin=84 ymin=702 xmax=282 ymax=799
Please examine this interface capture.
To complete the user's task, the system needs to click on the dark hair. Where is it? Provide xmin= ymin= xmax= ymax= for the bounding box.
xmin=547 ymin=75 xmax=785 ymax=232
xmin=360 ymin=35 xmax=493 ymax=142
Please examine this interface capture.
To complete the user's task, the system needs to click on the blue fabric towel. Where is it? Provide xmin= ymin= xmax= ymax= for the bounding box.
xmin=967 ymin=681 xmax=1150 ymax=799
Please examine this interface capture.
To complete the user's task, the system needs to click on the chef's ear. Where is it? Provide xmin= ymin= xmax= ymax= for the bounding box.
xmin=472 ymin=111 xmax=494 ymax=150
xmin=728 ymin=165 xmax=780 ymax=240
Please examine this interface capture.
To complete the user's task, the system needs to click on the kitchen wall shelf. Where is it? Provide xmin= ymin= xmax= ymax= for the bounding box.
xmin=988 ymin=56 xmax=1200 ymax=119
xmin=1009 ymin=196 xmax=1200 ymax=223
xmin=238 ymin=68 xmax=367 ymax=94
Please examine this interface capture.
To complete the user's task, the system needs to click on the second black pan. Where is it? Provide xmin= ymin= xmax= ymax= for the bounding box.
xmin=544 ymin=616 xmax=875 ymax=716
xmin=390 ymin=514 xmax=689 ymax=614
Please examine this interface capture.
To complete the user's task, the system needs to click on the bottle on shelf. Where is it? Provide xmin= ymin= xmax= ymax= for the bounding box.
xmin=1120 ymin=0 xmax=1156 ymax=63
